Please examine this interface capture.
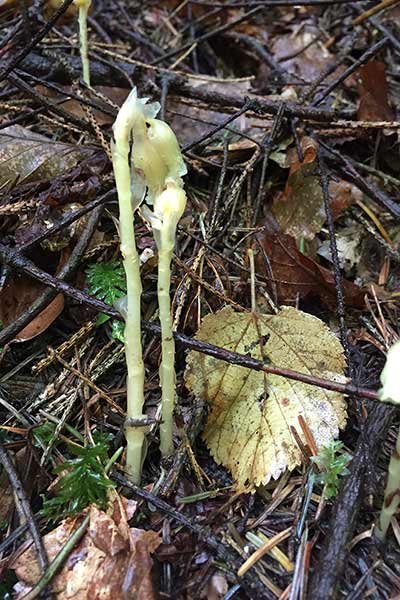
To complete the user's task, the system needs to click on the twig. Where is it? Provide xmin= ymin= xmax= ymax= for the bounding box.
xmin=112 ymin=471 xmax=267 ymax=599
xmin=317 ymin=153 xmax=350 ymax=362
xmin=313 ymin=36 xmax=389 ymax=106
xmin=170 ymin=73 xmax=355 ymax=122
xmin=21 ymin=188 xmax=116 ymax=253
xmin=183 ymin=101 xmax=256 ymax=152
xmin=319 ymin=140 xmax=400 ymax=219
xmin=189 ymin=0 xmax=365 ymax=6
xmin=151 ymin=6 xmax=263 ymax=65
xmin=0 ymin=444 xmax=49 ymax=574
xmin=0 ymin=242 xmax=382 ymax=402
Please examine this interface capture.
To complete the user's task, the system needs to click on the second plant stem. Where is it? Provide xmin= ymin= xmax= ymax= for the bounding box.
xmin=78 ymin=2 xmax=90 ymax=86
xmin=158 ymin=217 xmax=176 ymax=456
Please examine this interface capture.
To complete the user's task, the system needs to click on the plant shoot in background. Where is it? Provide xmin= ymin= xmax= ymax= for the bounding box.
xmin=74 ymin=0 xmax=91 ymax=85
xmin=376 ymin=340 xmax=400 ymax=540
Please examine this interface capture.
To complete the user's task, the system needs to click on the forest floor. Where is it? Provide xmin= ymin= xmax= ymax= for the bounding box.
xmin=0 ymin=0 xmax=400 ymax=598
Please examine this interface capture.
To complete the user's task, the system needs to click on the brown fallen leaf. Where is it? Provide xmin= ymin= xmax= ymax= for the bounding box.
xmin=185 ymin=306 xmax=347 ymax=491
xmin=272 ymin=137 xmax=360 ymax=240
xmin=255 ymin=231 xmax=365 ymax=310
xmin=357 ymin=59 xmax=394 ymax=122
xmin=0 ymin=125 xmax=95 ymax=188
xmin=11 ymin=503 xmax=161 ymax=599
xmin=271 ymin=25 xmax=337 ymax=83
xmin=35 ymin=85 xmax=127 ymax=127
xmin=0 ymin=248 xmax=69 ymax=342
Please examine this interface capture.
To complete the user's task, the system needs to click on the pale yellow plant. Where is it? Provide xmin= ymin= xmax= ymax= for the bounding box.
xmin=376 ymin=340 xmax=400 ymax=540
xmin=111 ymin=88 xmax=186 ymax=481
xmin=111 ymin=89 xmax=159 ymax=483
xmin=73 ymin=0 xmax=91 ymax=85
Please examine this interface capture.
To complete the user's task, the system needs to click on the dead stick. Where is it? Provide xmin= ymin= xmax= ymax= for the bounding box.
xmin=0 ymin=444 xmax=49 ymax=576
xmin=0 ymin=243 xmax=380 ymax=402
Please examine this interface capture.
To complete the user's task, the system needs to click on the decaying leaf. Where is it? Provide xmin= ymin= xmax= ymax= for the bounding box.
xmin=0 ymin=125 xmax=94 ymax=188
xmin=0 ymin=248 xmax=69 ymax=342
xmin=272 ymin=138 xmax=360 ymax=240
xmin=185 ymin=306 xmax=347 ymax=491
xmin=256 ymin=232 xmax=365 ymax=309
xmin=11 ymin=503 xmax=161 ymax=599
xmin=271 ymin=25 xmax=337 ymax=83
xmin=273 ymin=162 xmax=325 ymax=240
xmin=357 ymin=59 xmax=394 ymax=123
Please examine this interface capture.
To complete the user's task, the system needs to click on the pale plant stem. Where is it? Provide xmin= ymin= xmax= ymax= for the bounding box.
xmin=78 ymin=4 xmax=90 ymax=86
xmin=376 ymin=426 xmax=400 ymax=540
xmin=158 ymin=217 xmax=176 ymax=456
xmin=112 ymin=131 xmax=145 ymax=484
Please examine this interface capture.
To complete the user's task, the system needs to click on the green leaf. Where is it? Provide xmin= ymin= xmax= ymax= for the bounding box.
xmin=87 ymin=261 xmax=127 ymax=332
xmin=96 ymin=312 xmax=110 ymax=326
xmin=86 ymin=260 xmax=126 ymax=305
xmin=111 ymin=320 xmax=125 ymax=343
xmin=40 ymin=433 xmax=114 ymax=524
xmin=311 ymin=441 xmax=352 ymax=498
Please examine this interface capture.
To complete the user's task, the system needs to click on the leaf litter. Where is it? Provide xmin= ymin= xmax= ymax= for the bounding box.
xmin=1 ymin=1 xmax=400 ymax=597
xmin=10 ymin=502 xmax=160 ymax=600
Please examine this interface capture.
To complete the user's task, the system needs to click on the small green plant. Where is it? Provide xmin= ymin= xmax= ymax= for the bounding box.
xmin=311 ymin=440 xmax=352 ymax=498
xmin=41 ymin=433 xmax=114 ymax=524
xmin=73 ymin=0 xmax=92 ymax=86
xmin=87 ymin=260 xmax=126 ymax=342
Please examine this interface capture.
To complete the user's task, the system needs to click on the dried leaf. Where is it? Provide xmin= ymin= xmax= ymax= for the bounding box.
xmin=0 ymin=248 xmax=69 ymax=342
xmin=35 ymin=85 xmax=127 ymax=126
xmin=271 ymin=26 xmax=336 ymax=83
xmin=255 ymin=232 xmax=365 ymax=309
xmin=272 ymin=136 xmax=359 ymax=240
xmin=357 ymin=59 xmax=394 ymax=122
xmin=185 ymin=306 xmax=347 ymax=491
xmin=0 ymin=125 xmax=94 ymax=188
xmin=273 ymin=162 xmax=325 ymax=240
xmin=11 ymin=504 xmax=161 ymax=599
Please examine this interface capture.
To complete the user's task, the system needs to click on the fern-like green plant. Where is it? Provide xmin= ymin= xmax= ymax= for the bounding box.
xmin=86 ymin=260 xmax=126 ymax=342
xmin=311 ymin=440 xmax=351 ymax=498
xmin=41 ymin=433 xmax=114 ymax=524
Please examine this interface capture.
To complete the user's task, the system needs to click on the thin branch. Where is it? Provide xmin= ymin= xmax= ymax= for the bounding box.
xmin=0 ymin=243 xmax=381 ymax=402
xmin=0 ymin=444 xmax=49 ymax=575
xmin=112 ymin=471 xmax=266 ymax=599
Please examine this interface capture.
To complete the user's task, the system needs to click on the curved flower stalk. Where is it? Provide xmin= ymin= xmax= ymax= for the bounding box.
xmin=111 ymin=89 xmax=159 ymax=484
xmin=73 ymin=0 xmax=92 ymax=85
xmin=376 ymin=340 xmax=400 ymax=540
xmin=143 ymin=180 xmax=187 ymax=456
